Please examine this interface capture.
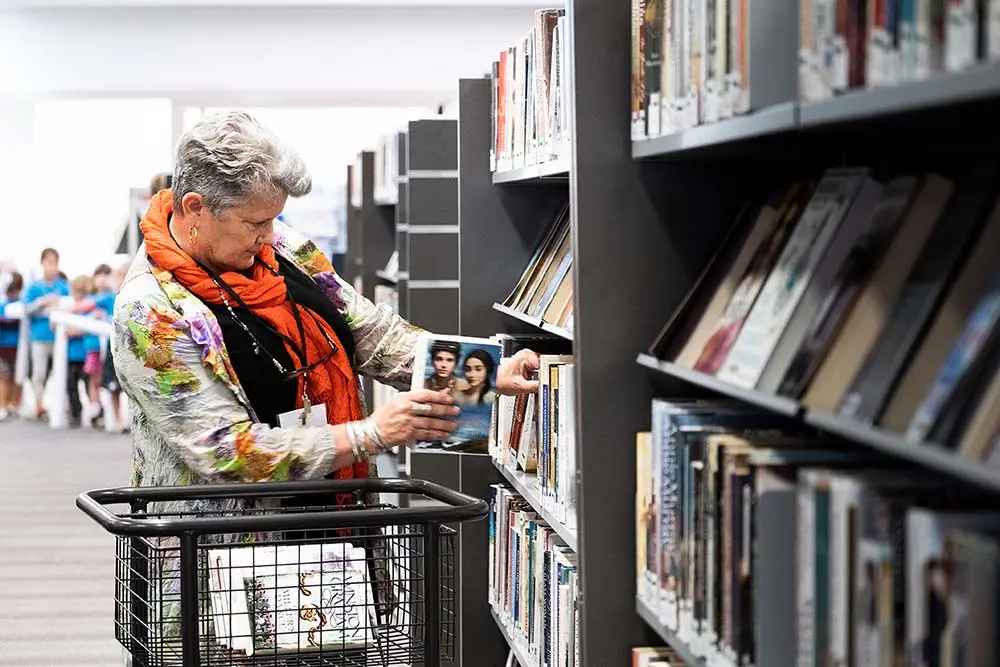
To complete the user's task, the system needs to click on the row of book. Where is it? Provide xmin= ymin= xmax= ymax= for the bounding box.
xmin=801 ymin=0 xmax=1000 ymax=101
xmin=490 ymin=8 xmax=570 ymax=174
xmin=652 ymin=166 xmax=1000 ymax=460
xmin=630 ymin=0 xmax=752 ymax=141
xmin=500 ymin=203 xmax=574 ymax=332
xmin=489 ymin=484 xmax=579 ymax=667
xmin=635 ymin=399 xmax=1000 ymax=667
xmin=492 ymin=352 xmax=577 ymax=527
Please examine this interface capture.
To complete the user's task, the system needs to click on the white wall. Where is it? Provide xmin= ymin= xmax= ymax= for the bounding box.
xmin=0 ymin=5 xmax=545 ymax=104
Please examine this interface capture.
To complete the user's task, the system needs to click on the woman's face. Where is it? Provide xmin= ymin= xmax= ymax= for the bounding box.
xmin=464 ymin=357 xmax=487 ymax=388
xmin=183 ymin=193 xmax=287 ymax=273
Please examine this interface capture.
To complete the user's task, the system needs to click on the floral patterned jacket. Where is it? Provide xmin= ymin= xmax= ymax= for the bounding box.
xmin=112 ymin=221 xmax=421 ymax=503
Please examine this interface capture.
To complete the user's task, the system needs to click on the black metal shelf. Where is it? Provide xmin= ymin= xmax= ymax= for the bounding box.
xmin=493 ymin=459 xmax=578 ymax=552
xmin=493 ymin=303 xmax=574 ymax=341
xmin=632 ymin=102 xmax=797 ymax=159
xmin=636 ymin=354 xmax=1000 ymax=493
xmin=636 ymin=353 xmax=802 ymax=417
xmin=632 ymin=64 xmax=1000 ymax=157
xmin=804 ymin=411 xmax=1000 ymax=494
xmin=491 ymin=609 xmax=532 ymax=667
xmin=798 ymin=63 xmax=1000 ymax=127
xmin=491 ymin=158 xmax=570 ymax=185
xmin=635 ymin=596 xmax=705 ymax=666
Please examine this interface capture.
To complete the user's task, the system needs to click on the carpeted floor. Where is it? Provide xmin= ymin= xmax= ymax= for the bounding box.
xmin=0 ymin=419 xmax=131 ymax=666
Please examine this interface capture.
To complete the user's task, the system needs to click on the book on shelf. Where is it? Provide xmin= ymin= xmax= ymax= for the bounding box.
xmin=490 ymin=334 xmax=573 ymax=467
xmin=207 ymin=543 xmax=377 ymax=656
xmin=411 ymin=333 xmax=502 ymax=453
xmin=491 ymin=8 xmax=570 ymax=173
xmin=799 ymin=0 xmax=1000 ymax=101
xmin=649 ymin=163 xmax=1000 ymax=461
xmin=631 ymin=0 xmax=753 ymax=140
xmin=632 ymin=646 xmax=688 ymax=665
xmin=489 ymin=483 xmax=580 ymax=667
xmin=501 ymin=203 xmax=574 ymax=332
xmin=635 ymin=403 xmax=1000 ymax=667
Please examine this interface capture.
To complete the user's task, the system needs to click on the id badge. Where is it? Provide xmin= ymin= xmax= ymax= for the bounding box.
xmin=278 ymin=403 xmax=328 ymax=428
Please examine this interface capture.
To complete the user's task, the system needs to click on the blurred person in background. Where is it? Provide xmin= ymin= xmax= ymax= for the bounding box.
xmin=65 ymin=275 xmax=92 ymax=428
xmin=102 ymin=263 xmax=130 ymax=432
xmin=25 ymin=248 xmax=70 ymax=421
xmin=84 ymin=264 xmax=114 ymax=426
xmin=0 ymin=272 xmax=25 ymax=420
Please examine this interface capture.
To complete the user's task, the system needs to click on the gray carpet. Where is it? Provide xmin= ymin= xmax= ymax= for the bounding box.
xmin=0 ymin=419 xmax=131 ymax=666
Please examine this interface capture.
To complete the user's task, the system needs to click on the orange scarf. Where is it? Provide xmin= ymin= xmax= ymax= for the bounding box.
xmin=140 ymin=190 xmax=368 ymax=483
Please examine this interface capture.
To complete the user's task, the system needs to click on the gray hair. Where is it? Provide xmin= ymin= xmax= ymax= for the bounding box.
xmin=172 ymin=111 xmax=312 ymax=216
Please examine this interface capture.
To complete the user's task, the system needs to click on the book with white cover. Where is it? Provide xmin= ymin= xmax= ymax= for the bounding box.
xmin=716 ymin=169 xmax=870 ymax=389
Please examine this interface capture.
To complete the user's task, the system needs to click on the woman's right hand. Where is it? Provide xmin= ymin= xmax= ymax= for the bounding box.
xmin=371 ymin=389 xmax=460 ymax=447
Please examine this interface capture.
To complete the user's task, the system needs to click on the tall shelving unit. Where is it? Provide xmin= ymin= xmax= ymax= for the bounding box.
xmin=449 ymin=1 xmax=1000 ymax=665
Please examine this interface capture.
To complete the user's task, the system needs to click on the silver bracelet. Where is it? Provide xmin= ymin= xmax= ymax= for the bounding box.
xmin=346 ymin=418 xmax=389 ymax=462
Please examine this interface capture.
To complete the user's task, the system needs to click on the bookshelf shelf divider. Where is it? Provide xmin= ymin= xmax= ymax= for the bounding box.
xmin=635 ymin=597 xmax=705 ymax=667
xmin=636 ymin=353 xmax=803 ymax=417
xmin=491 ymin=610 xmax=533 ymax=667
xmin=491 ymin=159 xmax=570 ymax=185
xmin=493 ymin=460 xmax=579 ymax=551
xmin=631 ymin=102 xmax=798 ymax=159
xmin=492 ymin=303 xmax=574 ymax=341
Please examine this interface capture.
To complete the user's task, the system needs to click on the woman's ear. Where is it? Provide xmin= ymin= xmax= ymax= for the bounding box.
xmin=180 ymin=192 xmax=208 ymax=219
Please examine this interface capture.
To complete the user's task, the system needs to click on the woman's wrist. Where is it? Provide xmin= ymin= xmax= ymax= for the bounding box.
xmin=345 ymin=417 xmax=390 ymax=461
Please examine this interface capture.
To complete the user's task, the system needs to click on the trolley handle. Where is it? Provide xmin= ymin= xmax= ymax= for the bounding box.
xmin=77 ymin=477 xmax=488 ymax=538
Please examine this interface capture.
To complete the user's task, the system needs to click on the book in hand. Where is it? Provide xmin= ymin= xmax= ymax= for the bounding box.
xmin=412 ymin=333 xmax=503 ymax=452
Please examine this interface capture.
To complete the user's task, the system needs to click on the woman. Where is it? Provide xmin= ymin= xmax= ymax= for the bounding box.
xmin=111 ymin=112 xmax=539 ymax=643
xmin=114 ymin=110 xmax=539 ymax=493
xmin=455 ymin=348 xmax=497 ymax=405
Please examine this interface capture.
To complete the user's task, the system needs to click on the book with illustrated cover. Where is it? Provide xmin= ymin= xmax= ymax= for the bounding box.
xmin=209 ymin=543 xmax=375 ymax=656
xmin=244 ymin=568 xmax=375 ymax=653
xmin=411 ymin=333 xmax=503 ymax=452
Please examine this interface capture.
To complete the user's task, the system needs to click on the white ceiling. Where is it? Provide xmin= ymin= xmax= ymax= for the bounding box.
xmin=0 ymin=0 xmax=548 ymax=7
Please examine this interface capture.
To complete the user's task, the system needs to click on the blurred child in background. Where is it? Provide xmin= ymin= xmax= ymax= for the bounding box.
xmin=84 ymin=264 xmax=113 ymax=427
xmin=65 ymin=275 xmax=92 ymax=427
xmin=0 ymin=272 xmax=24 ymax=420
xmin=101 ymin=263 xmax=129 ymax=432
xmin=25 ymin=248 xmax=69 ymax=421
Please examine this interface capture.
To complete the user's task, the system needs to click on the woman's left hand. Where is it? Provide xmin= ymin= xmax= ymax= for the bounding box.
xmin=496 ymin=348 xmax=540 ymax=395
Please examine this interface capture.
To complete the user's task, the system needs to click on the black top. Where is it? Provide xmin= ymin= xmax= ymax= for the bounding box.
xmin=205 ymin=254 xmax=356 ymax=427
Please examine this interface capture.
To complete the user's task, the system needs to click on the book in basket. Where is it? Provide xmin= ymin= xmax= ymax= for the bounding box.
xmin=208 ymin=542 xmax=376 ymax=656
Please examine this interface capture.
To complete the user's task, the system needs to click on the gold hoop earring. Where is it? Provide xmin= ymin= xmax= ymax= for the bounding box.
xmin=189 ymin=226 xmax=199 ymax=247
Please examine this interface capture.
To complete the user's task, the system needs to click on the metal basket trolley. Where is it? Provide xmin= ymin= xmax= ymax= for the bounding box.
xmin=78 ymin=477 xmax=488 ymax=667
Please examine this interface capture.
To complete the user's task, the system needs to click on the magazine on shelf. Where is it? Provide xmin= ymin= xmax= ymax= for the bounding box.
xmin=411 ymin=333 xmax=503 ymax=452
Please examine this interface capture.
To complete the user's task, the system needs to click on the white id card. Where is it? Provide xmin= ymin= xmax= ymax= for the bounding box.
xmin=278 ymin=403 xmax=328 ymax=428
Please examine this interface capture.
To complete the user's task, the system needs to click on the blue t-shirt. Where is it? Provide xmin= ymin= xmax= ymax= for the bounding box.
xmin=25 ymin=278 xmax=70 ymax=344
xmin=67 ymin=334 xmax=87 ymax=363
xmin=95 ymin=291 xmax=116 ymax=316
xmin=0 ymin=298 xmax=20 ymax=349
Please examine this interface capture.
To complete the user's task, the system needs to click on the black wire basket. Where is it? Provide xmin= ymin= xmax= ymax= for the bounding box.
xmin=77 ymin=477 xmax=489 ymax=667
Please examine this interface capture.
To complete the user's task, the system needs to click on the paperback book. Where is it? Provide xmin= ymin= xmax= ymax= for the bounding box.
xmin=411 ymin=333 xmax=503 ymax=452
